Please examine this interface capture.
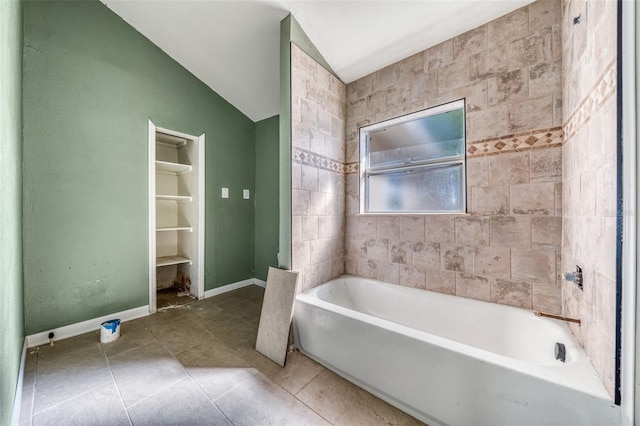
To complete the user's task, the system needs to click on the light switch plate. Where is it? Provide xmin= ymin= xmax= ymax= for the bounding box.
xmin=221 ymin=188 xmax=229 ymax=198
xmin=243 ymin=189 xmax=250 ymax=199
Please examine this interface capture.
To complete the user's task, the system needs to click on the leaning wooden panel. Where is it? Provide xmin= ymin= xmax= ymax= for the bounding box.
xmin=255 ymin=267 xmax=299 ymax=366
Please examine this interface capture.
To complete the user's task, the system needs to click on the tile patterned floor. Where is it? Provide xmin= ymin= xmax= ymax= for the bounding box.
xmin=18 ymin=285 xmax=424 ymax=426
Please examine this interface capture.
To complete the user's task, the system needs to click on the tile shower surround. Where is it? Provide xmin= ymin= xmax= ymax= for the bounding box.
xmin=561 ymin=0 xmax=618 ymax=396
xmin=343 ymin=1 xmax=564 ymax=314
xmin=291 ymin=0 xmax=616 ymax=398
xmin=291 ymin=45 xmax=347 ymax=292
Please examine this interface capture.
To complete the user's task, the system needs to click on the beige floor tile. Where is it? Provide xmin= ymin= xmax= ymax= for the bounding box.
xmin=296 ymin=369 xmax=424 ymax=426
xmin=200 ymin=316 xmax=257 ymax=351
xmin=215 ymin=371 xmax=330 ymax=425
xmin=31 ymin=383 xmax=129 ymax=426
xmin=33 ymin=343 xmax=111 ymax=413
xmin=128 ymin=378 xmax=230 ymax=426
xmin=101 ymin=318 xmax=158 ymax=358
xmin=109 ymin=341 xmax=188 ymax=407
xmin=152 ymin=320 xmax=212 ymax=354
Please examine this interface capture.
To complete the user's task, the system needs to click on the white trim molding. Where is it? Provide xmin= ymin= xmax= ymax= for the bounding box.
xmin=254 ymin=279 xmax=266 ymax=288
xmin=203 ymin=278 xmax=261 ymax=298
xmin=26 ymin=306 xmax=150 ymax=348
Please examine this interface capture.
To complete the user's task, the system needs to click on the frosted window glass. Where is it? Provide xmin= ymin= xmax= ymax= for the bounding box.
xmin=369 ymin=109 xmax=464 ymax=168
xmin=367 ymin=164 xmax=464 ymax=213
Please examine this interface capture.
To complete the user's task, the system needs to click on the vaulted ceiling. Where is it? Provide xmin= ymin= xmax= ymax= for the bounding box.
xmin=102 ymin=0 xmax=534 ymax=121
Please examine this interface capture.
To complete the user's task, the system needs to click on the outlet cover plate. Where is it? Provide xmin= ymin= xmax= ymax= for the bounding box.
xmin=221 ymin=188 xmax=229 ymax=198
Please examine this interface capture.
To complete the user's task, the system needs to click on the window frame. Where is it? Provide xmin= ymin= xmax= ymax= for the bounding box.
xmin=359 ymin=99 xmax=467 ymax=215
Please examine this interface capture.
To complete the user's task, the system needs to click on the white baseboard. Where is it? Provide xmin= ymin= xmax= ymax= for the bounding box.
xmin=25 ymin=278 xmax=265 ymax=348
xmin=204 ymin=278 xmax=261 ymax=298
xmin=10 ymin=339 xmax=27 ymax=426
xmin=26 ymin=305 xmax=150 ymax=348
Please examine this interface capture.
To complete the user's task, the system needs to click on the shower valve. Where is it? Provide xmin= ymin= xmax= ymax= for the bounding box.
xmin=561 ymin=266 xmax=583 ymax=290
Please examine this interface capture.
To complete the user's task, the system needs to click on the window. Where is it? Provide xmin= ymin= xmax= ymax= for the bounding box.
xmin=359 ymin=99 xmax=466 ymax=214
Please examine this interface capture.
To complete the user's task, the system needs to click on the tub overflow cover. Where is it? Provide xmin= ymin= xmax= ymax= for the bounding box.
xmin=555 ymin=342 xmax=566 ymax=362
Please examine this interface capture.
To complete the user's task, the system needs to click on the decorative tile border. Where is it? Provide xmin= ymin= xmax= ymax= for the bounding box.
xmin=292 ymin=147 xmax=344 ymax=173
xmin=563 ymin=59 xmax=617 ymax=141
xmin=342 ymin=126 xmax=564 ymax=173
xmin=466 ymin=127 xmax=563 ymax=158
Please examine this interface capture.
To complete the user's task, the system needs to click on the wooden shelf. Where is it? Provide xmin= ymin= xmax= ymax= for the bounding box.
xmin=156 ymin=226 xmax=193 ymax=232
xmin=156 ymin=194 xmax=192 ymax=202
xmin=156 ymin=160 xmax=192 ymax=174
xmin=157 ymin=255 xmax=192 ymax=267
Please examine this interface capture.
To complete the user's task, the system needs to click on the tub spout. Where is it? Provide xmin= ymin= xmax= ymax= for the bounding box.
xmin=534 ymin=311 xmax=581 ymax=325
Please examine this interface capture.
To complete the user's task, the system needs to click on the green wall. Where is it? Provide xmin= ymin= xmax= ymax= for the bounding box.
xmin=0 ymin=0 xmax=24 ymax=422
xmin=254 ymin=115 xmax=280 ymax=281
xmin=22 ymin=0 xmax=256 ymax=334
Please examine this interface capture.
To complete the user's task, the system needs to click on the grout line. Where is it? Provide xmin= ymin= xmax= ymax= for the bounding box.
xmin=99 ymin=343 xmax=134 ymax=426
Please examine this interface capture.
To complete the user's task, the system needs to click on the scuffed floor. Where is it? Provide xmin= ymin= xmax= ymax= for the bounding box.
xmin=18 ymin=285 xmax=424 ymax=425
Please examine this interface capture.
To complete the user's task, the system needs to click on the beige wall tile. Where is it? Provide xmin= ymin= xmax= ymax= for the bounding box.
xmin=511 ymin=182 xmax=555 ymax=215
xmin=377 ymin=262 xmax=400 ymax=284
xmin=374 ymin=63 xmax=400 ymax=92
xmin=491 ymin=216 xmax=531 ymax=248
xmin=424 ymin=40 xmax=454 ymax=71
xmin=455 ymin=273 xmax=491 ymax=301
xmin=508 ymin=28 xmax=553 ymax=69
xmin=441 ymin=244 xmax=474 ymax=273
xmin=455 ymin=217 xmax=490 ymax=245
xmin=318 ymin=216 xmax=333 ymax=239
xmin=529 ymin=59 xmax=562 ymax=98
xmin=412 ymin=242 xmax=441 ymax=271
xmin=292 ymin=216 xmax=303 ymax=243
xmin=363 ymin=238 xmax=389 ymax=261
xmin=467 ymin=156 xmax=489 ymax=188
xmin=292 ymin=163 xmax=302 ymax=190
xmin=308 ymin=191 xmax=326 ymax=216
xmin=292 ymin=241 xmax=310 ymax=270
xmin=438 ymin=59 xmax=470 ymax=93
xmin=453 ymin=25 xmax=488 ymax=60
xmin=511 ymin=249 xmax=556 ymax=285
xmin=471 ymin=185 xmax=509 ymax=215
xmin=474 ymin=246 xmax=510 ymax=276
xmin=532 ymin=284 xmax=562 ymax=314
xmin=356 ymin=216 xmax=376 ymax=237
xmin=425 ymin=269 xmax=456 ymax=295
xmin=302 ymin=216 xmax=319 ymax=241
xmin=390 ymin=241 xmax=413 ymax=265
xmin=399 ymin=266 xmax=426 ymax=289
xmin=470 ymin=45 xmax=508 ymax=81
xmin=425 ymin=216 xmax=455 ymax=243
xmin=488 ymin=7 xmax=529 ymax=48
xmin=491 ymin=278 xmax=533 ymax=308
xmin=399 ymin=217 xmax=425 ymax=241
xmin=292 ymin=189 xmax=310 ymax=216
xmin=488 ymin=69 xmax=529 ymax=106
xmin=529 ymin=0 xmax=561 ymax=31
xmin=489 ymin=151 xmax=530 ymax=186
xmin=467 ymin=104 xmax=509 ymax=140
xmin=301 ymin=165 xmax=319 ymax=191
xmin=508 ymin=95 xmax=554 ymax=132
xmin=377 ymin=217 xmax=399 ymax=239
xmin=357 ymin=258 xmax=378 ymax=280
xmin=345 ymin=257 xmax=357 ymax=275
xmin=595 ymin=156 xmax=617 ymax=218
xmin=531 ymin=146 xmax=562 ymax=182
xmin=451 ymin=80 xmax=487 ymax=112
xmin=532 ymin=216 xmax=562 ymax=250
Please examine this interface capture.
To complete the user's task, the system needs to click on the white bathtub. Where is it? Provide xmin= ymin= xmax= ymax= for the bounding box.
xmin=293 ymin=276 xmax=620 ymax=425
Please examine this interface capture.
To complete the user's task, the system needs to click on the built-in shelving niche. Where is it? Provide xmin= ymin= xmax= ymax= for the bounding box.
xmin=148 ymin=121 xmax=204 ymax=313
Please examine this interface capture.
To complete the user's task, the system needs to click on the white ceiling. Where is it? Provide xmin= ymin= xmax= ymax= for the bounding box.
xmin=101 ymin=0 xmax=534 ymax=122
